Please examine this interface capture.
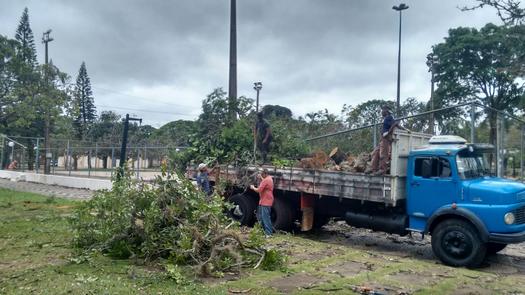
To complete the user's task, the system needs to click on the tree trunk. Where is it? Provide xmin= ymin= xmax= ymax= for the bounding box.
xmin=488 ymin=111 xmax=497 ymax=146
xmin=73 ymin=155 xmax=78 ymax=171
xmin=103 ymin=155 xmax=108 ymax=169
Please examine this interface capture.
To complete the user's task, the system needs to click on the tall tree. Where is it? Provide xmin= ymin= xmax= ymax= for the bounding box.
xmin=72 ymin=62 xmax=96 ymax=140
xmin=462 ymin=0 xmax=525 ymax=26
xmin=261 ymin=105 xmax=293 ymax=119
xmin=0 ymin=35 xmax=20 ymax=130
xmin=432 ymin=23 xmax=525 ymax=144
xmin=14 ymin=8 xmax=37 ymax=68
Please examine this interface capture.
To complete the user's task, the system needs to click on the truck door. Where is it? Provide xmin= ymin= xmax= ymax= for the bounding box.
xmin=408 ymin=156 xmax=457 ymax=230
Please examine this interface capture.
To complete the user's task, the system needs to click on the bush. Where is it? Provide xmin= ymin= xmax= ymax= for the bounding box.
xmin=70 ymin=169 xmax=284 ymax=277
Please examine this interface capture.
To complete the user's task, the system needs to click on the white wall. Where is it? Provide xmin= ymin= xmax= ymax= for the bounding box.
xmin=0 ymin=170 xmax=112 ymax=191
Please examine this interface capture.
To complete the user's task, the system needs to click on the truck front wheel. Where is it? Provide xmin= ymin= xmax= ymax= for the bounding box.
xmin=228 ymin=193 xmax=257 ymax=226
xmin=431 ymin=219 xmax=486 ymax=267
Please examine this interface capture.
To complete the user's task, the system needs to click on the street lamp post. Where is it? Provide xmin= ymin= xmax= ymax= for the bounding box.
xmin=392 ymin=3 xmax=409 ymax=116
xmin=253 ymin=82 xmax=263 ymax=164
xmin=42 ymin=29 xmax=54 ymax=174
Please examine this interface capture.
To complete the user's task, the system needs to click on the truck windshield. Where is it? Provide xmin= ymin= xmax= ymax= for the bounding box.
xmin=456 ymin=153 xmax=491 ymax=179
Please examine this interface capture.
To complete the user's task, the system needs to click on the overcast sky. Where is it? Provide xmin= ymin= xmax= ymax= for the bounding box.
xmin=0 ymin=0 xmax=502 ymax=127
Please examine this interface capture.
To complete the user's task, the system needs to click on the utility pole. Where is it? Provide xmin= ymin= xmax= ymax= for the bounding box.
xmin=42 ymin=29 xmax=53 ymax=174
xmin=392 ymin=4 xmax=409 ymax=116
xmin=228 ymin=0 xmax=237 ymax=122
xmin=117 ymin=114 xmax=142 ymax=180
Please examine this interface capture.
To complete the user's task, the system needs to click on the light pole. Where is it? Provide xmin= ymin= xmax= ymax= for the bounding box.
xmin=228 ymin=0 xmax=237 ymax=122
xmin=42 ymin=29 xmax=53 ymax=174
xmin=392 ymin=3 xmax=409 ymax=116
xmin=253 ymin=82 xmax=263 ymax=164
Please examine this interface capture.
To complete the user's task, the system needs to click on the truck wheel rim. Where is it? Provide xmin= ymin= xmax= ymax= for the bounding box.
xmin=442 ymin=231 xmax=472 ymax=259
xmin=232 ymin=205 xmax=243 ymax=219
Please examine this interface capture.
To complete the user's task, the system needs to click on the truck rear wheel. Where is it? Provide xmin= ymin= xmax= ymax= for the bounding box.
xmin=486 ymin=242 xmax=507 ymax=255
xmin=431 ymin=219 xmax=486 ymax=267
xmin=228 ymin=193 xmax=257 ymax=226
xmin=271 ymin=197 xmax=294 ymax=231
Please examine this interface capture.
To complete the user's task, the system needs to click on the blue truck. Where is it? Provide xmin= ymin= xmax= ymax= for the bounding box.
xmin=191 ymin=131 xmax=525 ymax=267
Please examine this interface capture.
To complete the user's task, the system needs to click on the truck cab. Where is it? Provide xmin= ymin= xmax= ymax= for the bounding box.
xmin=406 ymin=135 xmax=525 ymax=267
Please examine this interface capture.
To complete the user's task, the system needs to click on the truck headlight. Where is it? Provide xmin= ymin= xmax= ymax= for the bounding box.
xmin=504 ymin=213 xmax=515 ymax=225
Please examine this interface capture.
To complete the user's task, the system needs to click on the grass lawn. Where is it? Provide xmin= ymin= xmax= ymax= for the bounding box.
xmin=0 ymin=188 xmax=217 ymax=294
xmin=1 ymin=187 xmax=525 ymax=294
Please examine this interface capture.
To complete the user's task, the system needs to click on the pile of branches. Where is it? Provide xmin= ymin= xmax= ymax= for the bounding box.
xmin=70 ymin=169 xmax=280 ymax=277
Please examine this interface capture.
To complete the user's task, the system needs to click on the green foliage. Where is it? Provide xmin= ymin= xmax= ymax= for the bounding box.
xmin=262 ymin=104 xmax=293 ymax=119
xmin=15 ymin=7 xmax=37 ymax=68
xmin=165 ymin=264 xmax=190 ymax=285
xmin=260 ymin=249 xmax=287 ymax=271
xmin=270 ymin=118 xmax=310 ymax=159
xmin=71 ymin=169 xmax=278 ymax=277
xmin=0 ymin=7 xmax=71 ymax=148
xmin=72 ymin=62 xmax=96 ymax=140
xmin=154 ymin=120 xmax=197 ymax=146
xmin=432 ymin=23 xmax=525 ymax=144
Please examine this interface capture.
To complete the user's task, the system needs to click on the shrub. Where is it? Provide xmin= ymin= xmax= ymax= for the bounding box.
xmin=70 ymin=169 xmax=284 ymax=276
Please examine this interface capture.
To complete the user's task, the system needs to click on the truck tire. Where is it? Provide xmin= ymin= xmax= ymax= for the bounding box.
xmin=271 ymin=197 xmax=294 ymax=231
xmin=431 ymin=219 xmax=486 ymax=267
xmin=228 ymin=193 xmax=257 ymax=226
xmin=486 ymin=242 xmax=507 ymax=255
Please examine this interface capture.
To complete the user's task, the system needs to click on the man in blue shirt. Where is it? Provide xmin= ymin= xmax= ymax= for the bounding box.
xmin=368 ymin=106 xmax=409 ymax=175
xmin=196 ymin=163 xmax=212 ymax=196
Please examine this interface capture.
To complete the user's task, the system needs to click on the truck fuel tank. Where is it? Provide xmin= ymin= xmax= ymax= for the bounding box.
xmin=345 ymin=211 xmax=409 ymax=236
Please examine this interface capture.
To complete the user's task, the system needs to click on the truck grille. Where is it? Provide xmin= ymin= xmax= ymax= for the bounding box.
xmin=513 ymin=206 xmax=525 ymax=224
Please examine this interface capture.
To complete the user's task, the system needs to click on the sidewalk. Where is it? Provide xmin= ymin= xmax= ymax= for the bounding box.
xmin=0 ymin=178 xmax=94 ymax=200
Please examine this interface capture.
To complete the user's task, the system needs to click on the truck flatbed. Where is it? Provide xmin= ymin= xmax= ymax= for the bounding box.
xmin=188 ymin=131 xmax=432 ymax=206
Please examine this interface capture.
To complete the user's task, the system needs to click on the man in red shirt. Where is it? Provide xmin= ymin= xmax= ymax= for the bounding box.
xmin=250 ymin=169 xmax=274 ymax=237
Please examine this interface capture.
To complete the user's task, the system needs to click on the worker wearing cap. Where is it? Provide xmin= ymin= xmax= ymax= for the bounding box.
xmin=255 ymin=112 xmax=272 ymax=164
xmin=250 ymin=169 xmax=274 ymax=237
xmin=368 ymin=106 xmax=409 ymax=175
xmin=196 ymin=163 xmax=211 ymax=196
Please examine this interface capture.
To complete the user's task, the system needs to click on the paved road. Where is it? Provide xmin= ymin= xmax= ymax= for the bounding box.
xmin=0 ymin=178 xmax=94 ymax=200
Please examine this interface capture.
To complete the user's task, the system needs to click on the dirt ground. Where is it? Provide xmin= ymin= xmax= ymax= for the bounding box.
xmin=222 ymin=221 xmax=525 ymax=294
xmin=269 ymin=221 xmax=525 ymax=294
xmin=323 ymin=221 xmax=525 ymax=274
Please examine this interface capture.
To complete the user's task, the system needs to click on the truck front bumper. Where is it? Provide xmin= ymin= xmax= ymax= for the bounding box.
xmin=489 ymin=231 xmax=525 ymax=244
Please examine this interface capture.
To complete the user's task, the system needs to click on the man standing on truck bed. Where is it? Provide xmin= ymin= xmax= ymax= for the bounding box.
xmin=367 ymin=105 xmax=409 ymax=175
xmin=255 ymin=112 xmax=272 ymax=164
xmin=250 ymin=169 xmax=274 ymax=237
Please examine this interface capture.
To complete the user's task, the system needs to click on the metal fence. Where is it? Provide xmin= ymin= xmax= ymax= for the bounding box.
xmin=307 ymin=102 xmax=525 ymax=181
xmin=0 ymin=136 xmax=184 ymax=180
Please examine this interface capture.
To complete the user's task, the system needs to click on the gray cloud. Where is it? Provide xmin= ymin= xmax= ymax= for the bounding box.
xmin=0 ymin=0 xmax=501 ymax=126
